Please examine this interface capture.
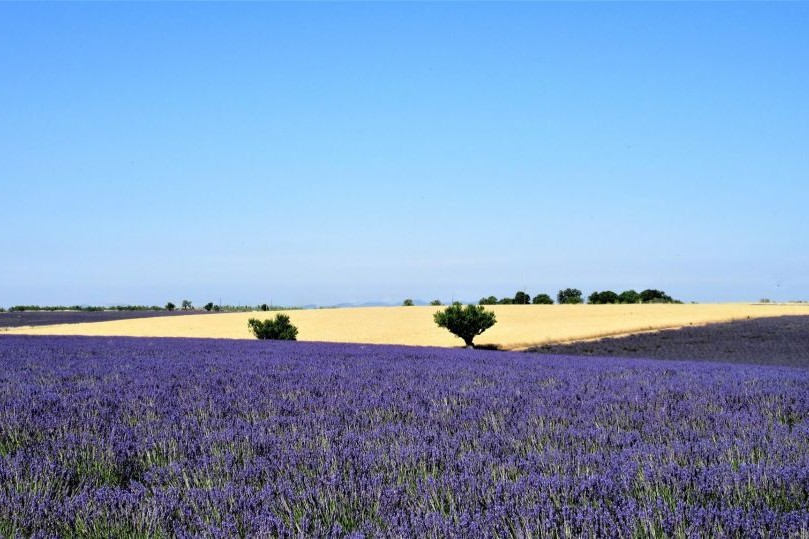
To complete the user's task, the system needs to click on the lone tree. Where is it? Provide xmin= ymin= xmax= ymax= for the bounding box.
xmin=203 ymin=302 xmax=214 ymax=311
xmin=434 ymin=304 xmax=497 ymax=348
xmin=403 ymin=299 xmax=415 ymax=306
xmin=165 ymin=302 xmax=175 ymax=311
xmin=248 ymin=314 xmax=298 ymax=340
xmin=430 ymin=299 xmax=442 ymax=306
xmin=181 ymin=300 xmax=193 ymax=311
xmin=557 ymin=288 xmax=583 ymax=305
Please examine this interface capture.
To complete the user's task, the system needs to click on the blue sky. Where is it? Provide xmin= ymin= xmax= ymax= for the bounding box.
xmin=2 ymin=2 xmax=807 ymax=307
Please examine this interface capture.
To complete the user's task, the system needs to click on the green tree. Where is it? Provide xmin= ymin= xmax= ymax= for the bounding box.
xmin=617 ymin=290 xmax=641 ymax=304
xmin=430 ymin=300 xmax=442 ymax=306
xmin=640 ymin=289 xmax=673 ymax=303
xmin=181 ymin=300 xmax=193 ymax=311
xmin=588 ymin=290 xmax=619 ymax=304
xmin=165 ymin=302 xmax=176 ymax=311
xmin=203 ymin=302 xmax=214 ymax=311
xmin=403 ymin=299 xmax=415 ymax=306
xmin=260 ymin=303 xmax=269 ymax=311
xmin=248 ymin=314 xmax=298 ymax=340
xmin=514 ymin=291 xmax=531 ymax=305
xmin=434 ymin=304 xmax=497 ymax=348
xmin=478 ymin=296 xmax=498 ymax=305
xmin=557 ymin=288 xmax=583 ymax=305
xmin=532 ymin=293 xmax=553 ymax=305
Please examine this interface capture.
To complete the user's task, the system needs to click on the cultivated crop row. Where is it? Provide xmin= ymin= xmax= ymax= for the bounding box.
xmin=0 ymin=336 xmax=807 ymax=537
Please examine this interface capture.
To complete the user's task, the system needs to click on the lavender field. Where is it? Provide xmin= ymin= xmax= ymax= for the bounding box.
xmin=1 ymin=335 xmax=807 ymax=537
xmin=0 ymin=310 xmax=221 ymax=329
xmin=530 ymin=315 xmax=809 ymax=368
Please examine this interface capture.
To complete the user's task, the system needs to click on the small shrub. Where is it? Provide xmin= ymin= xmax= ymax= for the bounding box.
xmin=248 ymin=314 xmax=298 ymax=340
xmin=434 ymin=304 xmax=497 ymax=347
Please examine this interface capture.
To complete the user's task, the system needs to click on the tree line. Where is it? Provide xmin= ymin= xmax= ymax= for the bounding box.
xmin=476 ymin=288 xmax=680 ymax=305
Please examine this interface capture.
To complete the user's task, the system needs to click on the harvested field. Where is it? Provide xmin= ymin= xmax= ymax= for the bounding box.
xmin=3 ymin=303 xmax=808 ymax=349
xmin=529 ymin=315 xmax=809 ymax=368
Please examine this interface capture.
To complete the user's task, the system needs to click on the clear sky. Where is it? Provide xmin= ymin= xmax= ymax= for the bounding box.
xmin=2 ymin=2 xmax=807 ymax=307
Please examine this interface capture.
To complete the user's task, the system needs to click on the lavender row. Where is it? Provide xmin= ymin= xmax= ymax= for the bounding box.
xmin=530 ymin=315 xmax=809 ymax=368
xmin=0 ymin=335 xmax=807 ymax=537
xmin=0 ymin=310 xmax=222 ymax=329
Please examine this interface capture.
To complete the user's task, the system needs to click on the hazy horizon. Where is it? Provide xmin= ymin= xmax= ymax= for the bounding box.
xmin=3 ymin=3 xmax=807 ymax=307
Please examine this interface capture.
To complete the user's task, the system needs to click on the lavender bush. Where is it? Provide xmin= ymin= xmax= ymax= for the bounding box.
xmin=0 ymin=335 xmax=807 ymax=537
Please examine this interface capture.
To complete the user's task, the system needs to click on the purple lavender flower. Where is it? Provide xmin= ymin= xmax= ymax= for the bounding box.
xmin=0 ymin=335 xmax=807 ymax=537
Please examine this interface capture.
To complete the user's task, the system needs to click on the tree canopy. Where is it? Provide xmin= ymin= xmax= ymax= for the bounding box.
xmin=434 ymin=304 xmax=497 ymax=347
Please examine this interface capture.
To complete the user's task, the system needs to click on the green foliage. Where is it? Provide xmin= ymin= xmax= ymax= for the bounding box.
xmin=203 ymin=302 xmax=214 ymax=312
xmin=213 ymin=305 xmax=221 ymax=312
xmin=497 ymin=297 xmax=514 ymax=305
xmin=557 ymin=288 xmax=583 ymax=305
xmin=618 ymin=290 xmax=641 ymax=304
xmin=433 ymin=304 xmax=497 ymax=347
xmin=640 ymin=289 xmax=674 ymax=303
xmin=180 ymin=300 xmax=193 ymax=311
xmin=260 ymin=304 xmax=269 ymax=311
xmin=430 ymin=300 xmax=442 ymax=306
xmin=247 ymin=314 xmax=298 ymax=340
xmin=588 ymin=290 xmax=619 ymax=304
xmin=532 ymin=293 xmax=554 ymax=305
xmin=478 ymin=296 xmax=498 ymax=305
xmin=403 ymin=299 xmax=415 ymax=307
xmin=165 ymin=302 xmax=175 ymax=312
xmin=513 ymin=291 xmax=531 ymax=305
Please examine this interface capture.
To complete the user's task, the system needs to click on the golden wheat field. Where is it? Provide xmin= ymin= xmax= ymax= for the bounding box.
xmin=4 ymin=303 xmax=808 ymax=349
